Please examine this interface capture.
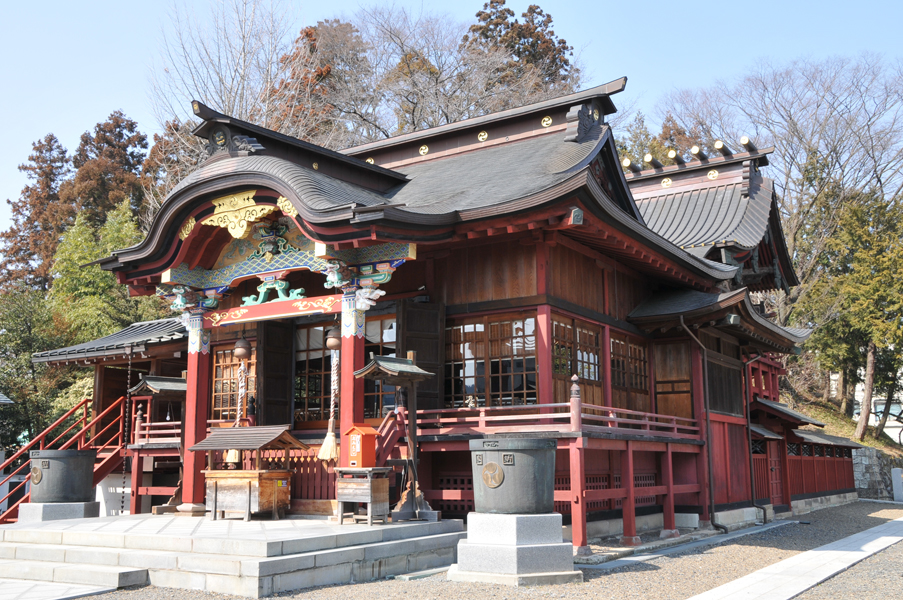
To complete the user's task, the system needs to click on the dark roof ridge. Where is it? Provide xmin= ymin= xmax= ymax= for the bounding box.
xmin=341 ymin=77 xmax=628 ymax=156
xmin=189 ymin=100 xmax=408 ymax=183
xmin=625 ymin=147 xmax=774 ymax=182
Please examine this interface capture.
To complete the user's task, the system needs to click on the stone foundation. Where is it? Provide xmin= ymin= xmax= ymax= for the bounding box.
xmin=853 ymin=447 xmax=903 ymax=500
xmin=791 ymin=491 xmax=858 ymax=515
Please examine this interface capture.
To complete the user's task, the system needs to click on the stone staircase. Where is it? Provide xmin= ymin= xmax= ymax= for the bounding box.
xmin=0 ymin=517 xmax=465 ymax=598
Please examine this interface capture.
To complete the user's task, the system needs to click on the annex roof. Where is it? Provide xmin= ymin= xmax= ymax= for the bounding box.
xmin=753 ymin=398 xmax=825 ymax=427
xmin=0 ymin=393 xmax=12 ymax=405
xmin=188 ymin=425 xmax=309 ymax=452
xmin=791 ymin=429 xmax=864 ymax=448
xmin=32 ymin=318 xmax=187 ymax=364
xmin=635 ymin=182 xmax=770 ymax=257
xmin=750 ymin=424 xmax=783 ymax=440
xmin=129 ymin=375 xmax=187 ymax=395
xmin=628 ymin=288 xmax=811 ymax=351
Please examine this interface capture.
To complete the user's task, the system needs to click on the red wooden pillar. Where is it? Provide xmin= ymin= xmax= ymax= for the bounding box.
xmin=690 ymin=343 xmax=711 ymax=523
xmin=602 ymin=325 xmax=612 ymax=409
xmin=569 ymin=439 xmax=589 ymax=553
xmin=340 ymin=290 xmax=365 ymax=468
xmin=182 ymin=313 xmax=212 ymax=509
xmin=621 ymin=440 xmax=640 ymax=545
xmin=537 ymin=305 xmax=554 ymax=406
xmin=661 ymin=444 xmax=678 ymax=537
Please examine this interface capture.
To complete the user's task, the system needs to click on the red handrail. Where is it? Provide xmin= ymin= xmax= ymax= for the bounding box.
xmin=0 ymin=397 xmax=93 ymax=477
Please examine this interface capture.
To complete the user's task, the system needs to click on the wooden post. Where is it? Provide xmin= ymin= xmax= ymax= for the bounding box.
xmin=129 ymin=451 xmax=142 ymax=515
xmin=537 ymin=305 xmax=554 ymax=409
xmin=340 ymin=289 xmax=365 ymax=468
xmin=602 ymin=326 xmax=612 ymax=409
xmin=690 ymin=343 xmax=710 ymax=523
xmin=620 ymin=441 xmax=640 ymax=546
xmin=661 ymin=444 xmax=678 ymax=538
xmin=182 ymin=313 xmax=212 ymax=509
xmin=569 ymin=439 xmax=589 ymax=554
xmin=569 ymin=375 xmax=582 ymax=432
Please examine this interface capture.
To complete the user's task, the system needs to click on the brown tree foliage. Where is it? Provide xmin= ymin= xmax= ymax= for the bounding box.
xmin=59 ymin=110 xmax=148 ymax=225
xmin=0 ymin=134 xmax=73 ymax=291
xmin=463 ymin=0 xmax=577 ymax=89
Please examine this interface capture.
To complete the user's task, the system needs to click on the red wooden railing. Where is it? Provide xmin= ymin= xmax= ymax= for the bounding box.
xmin=411 ymin=398 xmax=700 ymax=439
xmin=0 ymin=397 xmax=126 ymax=524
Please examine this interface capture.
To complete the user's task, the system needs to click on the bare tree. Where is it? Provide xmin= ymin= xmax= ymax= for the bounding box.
xmin=661 ymin=55 xmax=903 ymax=326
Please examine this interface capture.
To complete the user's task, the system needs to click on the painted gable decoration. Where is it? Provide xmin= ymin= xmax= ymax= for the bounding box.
xmin=200 ymin=190 xmax=277 ymax=239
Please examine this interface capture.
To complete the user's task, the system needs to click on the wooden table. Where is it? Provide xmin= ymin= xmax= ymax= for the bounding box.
xmin=334 ymin=467 xmax=392 ymax=526
xmin=203 ymin=469 xmax=292 ymax=521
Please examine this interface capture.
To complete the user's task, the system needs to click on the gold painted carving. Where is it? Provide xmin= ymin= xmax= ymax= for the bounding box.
xmin=277 ymin=196 xmax=298 ymax=218
xmin=292 ymin=296 xmax=339 ymax=313
xmin=419 ymin=145 xmax=429 ymax=156
xmin=365 ymin=157 xmax=375 ymax=164
xmin=707 ymin=170 xmax=719 ymax=180
xmin=661 ymin=178 xmax=673 ymax=188
xmin=477 ymin=131 xmax=488 ymax=142
xmin=200 ymin=190 xmax=276 ymax=239
xmin=541 ymin=116 xmax=553 ymax=127
xmin=313 ymin=162 xmax=319 ymax=170
xmin=179 ymin=216 xmax=196 ymax=240
xmin=204 ymin=308 xmax=250 ymax=327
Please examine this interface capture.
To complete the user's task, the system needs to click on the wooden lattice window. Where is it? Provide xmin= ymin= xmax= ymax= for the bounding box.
xmin=752 ymin=439 xmax=766 ymax=454
xmin=363 ymin=316 xmax=398 ymax=419
xmin=295 ymin=325 xmax=332 ymax=422
xmin=212 ymin=345 xmax=257 ymax=421
xmin=787 ymin=443 xmax=800 ymax=456
xmin=802 ymin=444 xmax=812 ymax=457
xmin=445 ymin=313 xmax=537 ymax=408
xmin=611 ymin=332 xmax=650 ymax=411
xmin=814 ymin=445 xmax=824 ymax=457
xmin=552 ymin=316 xmax=603 ymax=405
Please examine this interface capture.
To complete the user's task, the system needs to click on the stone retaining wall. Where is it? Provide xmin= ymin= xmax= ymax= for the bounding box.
xmin=853 ymin=447 xmax=903 ymax=500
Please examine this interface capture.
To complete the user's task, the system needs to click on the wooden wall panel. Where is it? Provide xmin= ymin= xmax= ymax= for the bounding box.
xmin=438 ymin=242 xmax=537 ymax=306
xmin=610 ymin=270 xmax=651 ymax=321
xmin=548 ymin=244 xmax=606 ymax=315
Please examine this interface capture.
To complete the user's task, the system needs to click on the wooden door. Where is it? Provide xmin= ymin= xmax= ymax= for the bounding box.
xmin=767 ymin=440 xmax=785 ymax=506
xmin=258 ymin=320 xmax=295 ymax=426
xmin=398 ymin=299 xmax=445 ymax=410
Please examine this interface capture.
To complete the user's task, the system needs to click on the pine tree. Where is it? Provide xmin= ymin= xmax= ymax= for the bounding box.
xmin=0 ymin=134 xmax=72 ymax=290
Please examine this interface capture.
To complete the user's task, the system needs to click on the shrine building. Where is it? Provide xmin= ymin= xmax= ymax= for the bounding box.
xmin=14 ymin=78 xmax=861 ymax=548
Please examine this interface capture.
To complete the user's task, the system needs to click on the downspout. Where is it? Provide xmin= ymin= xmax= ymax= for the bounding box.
xmin=743 ymin=354 xmax=769 ymax=524
xmin=680 ymin=316 xmax=728 ymax=534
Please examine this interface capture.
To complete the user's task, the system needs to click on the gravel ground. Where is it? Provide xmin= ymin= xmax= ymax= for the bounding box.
xmin=80 ymin=501 xmax=903 ymax=600
xmin=795 ymin=536 xmax=903 ymax=600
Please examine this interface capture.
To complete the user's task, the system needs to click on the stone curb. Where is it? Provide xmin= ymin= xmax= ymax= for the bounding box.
xmin=576 ymin=521 xmax=794 ymax=567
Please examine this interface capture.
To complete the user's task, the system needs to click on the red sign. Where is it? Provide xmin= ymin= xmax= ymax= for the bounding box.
xmin=203 ymin=294 xmax=341 ymax=328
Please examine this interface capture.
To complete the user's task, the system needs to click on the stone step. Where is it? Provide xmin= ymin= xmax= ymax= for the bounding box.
xmin=0 ymin=530 xmax=466 ymax=577
xmin=0 ymin=519 xmax=464 ymax=557
xmin=0 ymin=530 xmax=465 ymax=598
xmin=0 ymin=559 xmax=147 ymax=588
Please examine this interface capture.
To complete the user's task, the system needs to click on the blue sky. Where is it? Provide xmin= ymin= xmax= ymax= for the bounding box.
xmin=1 ymin=0 xmax=900 ymax=234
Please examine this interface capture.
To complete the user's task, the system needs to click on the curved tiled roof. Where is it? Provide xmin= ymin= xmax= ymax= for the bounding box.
xmin=32 ymin=318 xmax=186 ymax=363
xmin=167 ymin=154 xmax=389 ymax=213
xmin=635 ymin=180 xmax=772 ymax=256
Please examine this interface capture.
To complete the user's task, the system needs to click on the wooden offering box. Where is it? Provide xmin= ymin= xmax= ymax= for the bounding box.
xmin=203 ymin=469 xmax=292 ymax=520
xmin=335 ymin=467 xmax=392 ymax=526
xmin=189 ymin=425 xmax=309 ymax=520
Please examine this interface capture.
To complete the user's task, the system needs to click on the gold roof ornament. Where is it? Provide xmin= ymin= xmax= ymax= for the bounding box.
xmin=477 ymin=131 xmax=488 ymax=142
xmin=276 ymin=196 xmax=298 ymax=218
xmin=541 ymin=116 xmax=553 ymax=127
xmin=201 ymin=190 xmax=277 ymax=239
xmin=419 ymin=145 xmax=429 ymax=156
xmin=178 ymin=216 xmax=196 ymax=240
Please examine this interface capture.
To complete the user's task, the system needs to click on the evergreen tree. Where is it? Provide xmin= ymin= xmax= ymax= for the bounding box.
xmin=59 ymin=111 xmax=148 ymax=225
xmin=50 ymin=201 xmax=167 ymax=345
xmin=463 ymin=0 xmax=577 ymax=89
xmin=0 ymin=135 xmax=72 ymax=290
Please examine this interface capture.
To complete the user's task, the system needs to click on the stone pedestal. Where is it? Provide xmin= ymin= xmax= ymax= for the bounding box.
xmin=18 ymin=501 xmax=100 ymax=524
xmin=892 ymin=468 xmax=903 ymax=502
xmin=447 ymin=513 xmax=582 ymax=586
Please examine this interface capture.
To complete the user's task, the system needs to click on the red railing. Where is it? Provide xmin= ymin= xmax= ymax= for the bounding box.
xmin=0 ymin=397 xmax=126 ymax=524
xmin=411 ymin=398 xmax=700 ymax=439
